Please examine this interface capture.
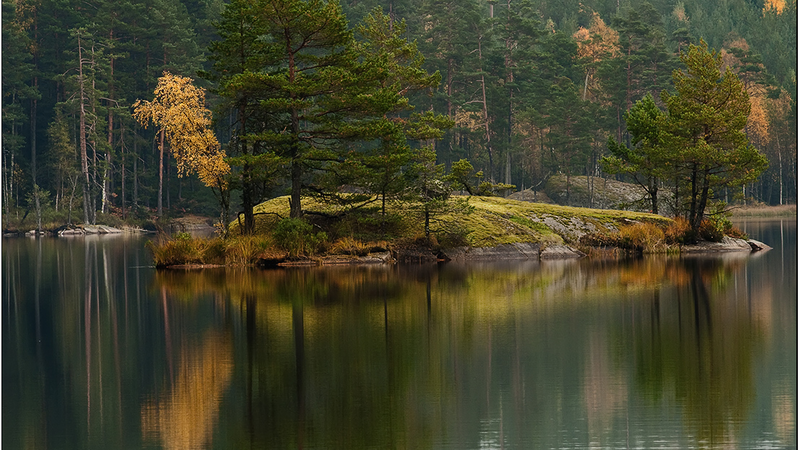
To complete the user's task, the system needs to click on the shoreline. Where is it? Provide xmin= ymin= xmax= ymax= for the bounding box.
xmin=160 ymin=236 xmax=772 ymax=269
xmin=729 ymin=204 xmax=797 ymax=218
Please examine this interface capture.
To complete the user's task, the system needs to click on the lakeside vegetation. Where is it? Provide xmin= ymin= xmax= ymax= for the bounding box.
xmin=148 ymin=195 xmax=755 ymax=268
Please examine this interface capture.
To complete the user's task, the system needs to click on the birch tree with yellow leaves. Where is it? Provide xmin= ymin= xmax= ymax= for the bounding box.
xmin=573 ymin=12 xmax=618 ymax=102
xmin=133 ymin=72 xmax=231 ymax=223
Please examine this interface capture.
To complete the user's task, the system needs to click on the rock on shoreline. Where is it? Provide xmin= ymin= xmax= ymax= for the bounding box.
xmin=681 ymin=237 xmax=772 ymax=253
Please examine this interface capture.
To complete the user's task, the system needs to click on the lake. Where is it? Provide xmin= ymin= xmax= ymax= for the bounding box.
xmin=2 ymin=219 xmax=796 ymax=449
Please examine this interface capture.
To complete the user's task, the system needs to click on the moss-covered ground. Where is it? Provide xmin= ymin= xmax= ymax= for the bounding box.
xmin=239 ymin=194 xmax=674 ymax=248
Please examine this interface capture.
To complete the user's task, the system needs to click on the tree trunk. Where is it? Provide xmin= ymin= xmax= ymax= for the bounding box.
xmin=506 ymin=88 xmax=512 ymax=187
xmin=165 ymin=153 xmax=170 ymax=211
xmin=103 ymin=51 xmax=114 ymax=214
xmin=777 ymin=135 xmax=783 ymax=205
xmin=158 ymin=128 xmax=164 ymax=218
xmin=447 ymin=58 xmax=453 ymax=166
xmin=31 ymin=12 xmax=38 ymax=189
xmin=121 ymin=138 xmax=126 ymax=219
xmin=31 ymin=96 xmax=37 ymax=187
xmin=133 ymin=137 xmax=139 ymax=208
xmin=288 ymin=42 xmax=302 ymax=219
xmin=649 ymin=177 xmax=658 ymax=215
xmin=242 ymin=157 xmax=255 ymax=232
xmin=694 ymin=169 xmax=711 ymax=231
xmin=477 ymin=34 xmax=493 ymax=181
xmin=583 ymin=70 xmax=590 ymax=101
xmin=78 ymin=33 xmax=92 ymax=225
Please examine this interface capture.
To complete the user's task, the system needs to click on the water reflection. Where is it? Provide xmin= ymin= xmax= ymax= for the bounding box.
xmin=141 ymin=330 xmax=233 ymax=450
xmin=631 ymin=257 xmax=761 ymax=447
xmin=2 ymin=221 xmax=796 ymax=449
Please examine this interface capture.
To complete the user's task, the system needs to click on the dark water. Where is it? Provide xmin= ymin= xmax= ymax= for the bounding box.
xmin=3 ymin=220 xmax=796 ymax=449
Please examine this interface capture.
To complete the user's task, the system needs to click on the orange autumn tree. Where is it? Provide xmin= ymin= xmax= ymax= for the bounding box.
xmin=720 ymin=39 xmax=770 ymax=147
xmin=573 ymin=12 xmax=619 ymax=102
xmin=133 ymin=72 xmax=231 ymax=225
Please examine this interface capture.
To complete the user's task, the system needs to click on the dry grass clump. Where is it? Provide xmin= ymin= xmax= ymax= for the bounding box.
xmin=730 ymin=203 xmax=796 ymax=218
xmin=149 ymin=233 xmax=284 ymax=267
xmin=580 ymin=221 xmax=669 ymax=253
xmin=224 ymin=235 xmax=283 ymax=266
xmin=149 ymin=233 xmax=227 ymax=268
xmin=329 ymin=236 xmax=388 ymax=256
xmin=663 ymin=215 xmax=748 ymax=244
xmin=619 ymin=222 xmax=666 ymax=253
xmin=665 ymin=217 xmax=692 ymax=244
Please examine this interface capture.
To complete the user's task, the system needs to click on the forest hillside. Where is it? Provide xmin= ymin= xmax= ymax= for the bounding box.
xmin=2 ymin=0 xmax=795 ymax=231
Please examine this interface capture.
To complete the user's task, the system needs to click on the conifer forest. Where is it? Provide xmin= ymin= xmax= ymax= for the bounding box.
xmin=2 ymin=0 xmax=796 ymax=229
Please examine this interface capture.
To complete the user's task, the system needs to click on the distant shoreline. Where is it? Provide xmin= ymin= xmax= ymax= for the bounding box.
xmin=729 ymin=204 xmax=797 ymax=218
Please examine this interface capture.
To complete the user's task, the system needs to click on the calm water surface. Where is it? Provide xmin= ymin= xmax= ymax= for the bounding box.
xmin=3 ymin=219 xmax=796 ymax=449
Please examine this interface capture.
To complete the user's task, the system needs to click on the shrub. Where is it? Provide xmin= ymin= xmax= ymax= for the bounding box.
xmin=711 ymin=214 xmax=747 ymax=239
xmin=580 ymin=231 xmax=623 ymax=248
xmin=618 ymin=222 xmax=666 ymax=253
xmin=665 ymin=217 xmax=692 ymax=245
xmin=201 ymin=238 xmax=227 ymax=264
xmin=698 ymin=218 xmax=725 ymax=242
xmin=273 ymin=218 xmax=327 ymax=258
xmin=225 ymin=235 xmax=270 ymax=265
xmin=437 ymin=223 xmax=471 ymax=248
xmin=330 ymin=236 xmax=371 ymax=256
xmin=148 ymin=234 xmax=203 ymax=268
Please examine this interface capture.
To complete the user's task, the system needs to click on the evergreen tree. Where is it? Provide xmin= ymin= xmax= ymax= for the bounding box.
xmin=662 ymin=41 xmax=768 ymax=232
xmin=601 ymin=93 xmax=668 ymax=213
xmin=335 ymin=9 xmax=451 ymax=216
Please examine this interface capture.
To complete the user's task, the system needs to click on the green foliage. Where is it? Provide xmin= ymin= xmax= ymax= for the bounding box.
xmin=662 ymin=40 xmax=769 ymax=230
xmin=446 ymin=159 xmax=516 ymax=196
xmin=404 ymin=148 xmax=470 ymax=237
xmin=1 ymin=0 xmax=794 ymax=229
xmin=602 ymin=94 xmax=669 ymax=214
xmin=273 ymin=218 xmax=328 ymax=258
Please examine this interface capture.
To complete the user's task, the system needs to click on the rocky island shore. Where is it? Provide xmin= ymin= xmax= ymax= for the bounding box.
xmin=148 ymin=195 xmax=775 ymax=269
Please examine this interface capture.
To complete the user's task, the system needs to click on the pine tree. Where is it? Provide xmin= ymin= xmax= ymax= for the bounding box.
xmin=662 ymin=40 xmax=768 ymax=232
xmin=601 ymin=93 xmax=668 ymax=213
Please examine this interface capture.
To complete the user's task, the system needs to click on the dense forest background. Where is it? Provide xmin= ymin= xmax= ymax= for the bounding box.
xmin=2 ymin=0 xmax=796 ymax=226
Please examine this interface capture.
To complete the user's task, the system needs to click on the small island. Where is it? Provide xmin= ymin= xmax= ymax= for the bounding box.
xmin=150 ymin=194 xmax=772 ymax=269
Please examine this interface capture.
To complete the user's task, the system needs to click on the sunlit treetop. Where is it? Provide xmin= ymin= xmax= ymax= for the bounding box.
xmin=133 ymin=72 xmax=230 ymax=189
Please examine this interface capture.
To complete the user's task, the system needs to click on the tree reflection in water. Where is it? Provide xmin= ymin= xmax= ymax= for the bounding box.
xmin=1 ymin=233 xmax=792 ymax=450
xmin=631 ymin=256 xmax=763 ymax=447
xmin=141 ymin=330 xmax=233 ymax=449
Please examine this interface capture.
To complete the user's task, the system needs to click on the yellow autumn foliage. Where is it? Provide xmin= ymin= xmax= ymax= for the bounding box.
xmin=133 ymin=72 xmax=230 ymax=189
xmin=573 ymin=12 xmax=619 ymax=101
xmin=763 ymin=0 xmax=786 ymax=14
xmin=573 ymin=13 xmax=619 ymax=61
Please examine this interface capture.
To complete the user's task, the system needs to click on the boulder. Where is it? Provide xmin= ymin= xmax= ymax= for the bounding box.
xmin=681 ymin=236 xmax=752 ymax=253
xmin=539 ymin=244 xmax=586 ymax=259
xmin=440 ymin=243 xmax=541 ymax=261
xmin=746 ymin=239 xmax=772 ymax=252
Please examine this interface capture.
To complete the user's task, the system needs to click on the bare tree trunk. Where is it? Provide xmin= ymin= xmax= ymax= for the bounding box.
xmin=477 ymin=33 xmax=493 ymax=181
xmin=133 ymin=157 xmax=138 ymax=208
xmin=583 ymin=70 xmax=590 ymax=101
xmin=288 ymin=46 xmax=302 ymax=220
xmin=447 ymin=58 xmax=453 ymax=166
xmin=165 ymin=153 xmax=170 ymax=211
xmin=90 ymin=42 xmax=98 ymax=224
xmin=158 ymin=129 xmax=164 ymax=218
xmin=777 ymin=135 xmax=783 ymax=205
xmin=31 ymin=12 xmax=39 ymax=189
xmin=121 ymin=125 xmax=126 ymax=219
xmin=78 ymin=33 xmax=92 ymax=225
xmin=103 ymin=49 xmax=114 ymax=214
